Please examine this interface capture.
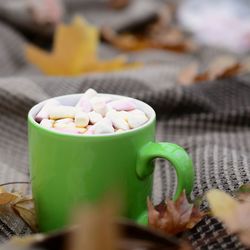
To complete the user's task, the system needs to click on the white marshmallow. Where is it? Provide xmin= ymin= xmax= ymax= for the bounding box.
xmin=106 ymin=109 xmax=117 ymax=119
xmin=55 ymin=118 xmax=73 ymax=124
xmin=92 ymin=99 xmax=108 ymax=116
xmin=40 ymin=119 xmax=54 ymax=128
xmin=92 ymin=120 xmax=114 ymax=134
xmin=35 ymin=99 xmax=60 ymax=122
xmin=54 ymin=122 xmax=76 ymax=129
xmin=76 ymin=96 xmax=92 ymax=112
xmin=102 ymin=117 xmax=113 ymax=126
xmin=48 ymin=106 xmax=80 ymax=120
xmin=119 ymin=111 xmax=129 ymax=121
xmin=84 ymin=88 xmax=97 ymax=99
xmin=108 ymin=113 xmax=129 ymax=130
xmin=75 ymin=112 xmax=89 ymax=128
xmin=88 ymin=111 xmax=103 ymax=124
xmin=127 ymin=112 xmax=148 ymax=129
xmin=129 ymin=109 xmax=146 ymax=116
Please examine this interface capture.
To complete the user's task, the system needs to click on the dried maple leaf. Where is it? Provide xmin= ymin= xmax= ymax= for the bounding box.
xmin=207 ymin=189 xmax=250 ymax=247
xmin=207 ymin=56 xmax=242 ymax=80
xmin=12 ymin=197 xmax=37 ymax=232
xmin=148 ymin=192 xmax=205 ymax=235
xmin=102 ymin=3 xmax=197 ymax=54
xmin=102 ymin=28 xmax=150 ymax=51
xmin=178 ymin=56 xmax=246 ymax=85
xmin=102 ymin=27 xmax=196 ymax=53
xmin=0 ymin=187 xmax=19 ymax=205
xmin=0 ymin=185 xmax=37 ymax=232
xmin=26 ymin=16 xmax=141 ymax=76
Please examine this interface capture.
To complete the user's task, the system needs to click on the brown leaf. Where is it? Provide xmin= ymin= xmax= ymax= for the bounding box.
xmin=102 ymin=1 xmax=198 ymax=54
xmin=148 ymin=192 xmax=205 ymax=235
xmin=12 ymin=197 xmax=38 ymax=232
xmin=207 ymin=189 xmax=250 ymax=247
xmin=0 ymin=187 xmax=19 ymax=205
xmin=207 ymin=56 xmax=242 ymax=80
xmin=102 ymin=28 xmax=150 ymax=51
xmin=109 ymin=0 xmax=130 ymax=10
xmin=178 ymin=56 xmax=245 ymax=85
xmin=177 ymin=63 xmax=199 ymax=85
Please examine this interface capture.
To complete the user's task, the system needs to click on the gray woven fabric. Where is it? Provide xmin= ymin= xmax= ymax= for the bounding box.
xmin=0 ymin=1 xmax=250 ymax=249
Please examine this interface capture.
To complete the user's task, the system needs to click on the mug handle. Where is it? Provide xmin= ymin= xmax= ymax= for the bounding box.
xmin=136 ymin=142 xmax=194 ymax=224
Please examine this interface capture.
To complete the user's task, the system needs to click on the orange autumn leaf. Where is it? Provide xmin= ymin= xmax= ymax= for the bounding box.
xmin=26 ymin=16 xmax=141 ymax=76
xmin=148 ymin=191 xmax=205 ymax=235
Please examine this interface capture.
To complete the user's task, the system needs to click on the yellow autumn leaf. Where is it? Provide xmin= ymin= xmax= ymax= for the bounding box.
xmin=206 ymin=189 xmax=238 ymax=226
xmin=26 ymin=16 xmax=141 ymax=76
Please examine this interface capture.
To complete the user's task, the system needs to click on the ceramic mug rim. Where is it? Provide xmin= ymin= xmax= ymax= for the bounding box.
xmin=28 ymin=93 xmax=156 ymax=138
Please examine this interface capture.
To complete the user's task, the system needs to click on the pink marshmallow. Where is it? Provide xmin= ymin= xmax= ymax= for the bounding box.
xmin=109 ymin=99 xmax=136 ymax=111
xmin=76 ymin=96 xmax=92 ymax=113
xmin=84 ymin=125 xmax=94 ymax=135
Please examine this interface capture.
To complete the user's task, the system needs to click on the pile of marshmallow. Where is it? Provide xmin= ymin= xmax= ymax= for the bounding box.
xmin=35 ymin=89 xmax=149 ymax=135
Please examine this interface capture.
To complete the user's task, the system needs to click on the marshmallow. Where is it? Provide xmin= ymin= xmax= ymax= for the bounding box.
xmin=102 ymin=117 xmax=113 ymax=126
xmin=35 ymin=99 xmax=60 ymax=122
xmin=109 ymin=99 xmax=136 ymax=111
xmin=92 ymin=120 xmax=114 ymax=134
xmin=54 ymin=122 xmax=76 ymax=129
xmin=40 ymin=119 xmax=54 ymax=128
xmin=84 ymin=88 xmax=97 ymax=99
xmin=89 ymin=111 xmax=103 ymax=124
xmin=36 ymin=89 xmax=149 ymax=135
xmin=55 ymin=118 xmax=73 ymax=124
xmin=75 ymin=112 xmax=89 ymax=128
xmin=84 ymin=125 xmax=94 ymax=135
xmin=116 ymin=129 xmax=125 ymax=133
xmin=92 ymin=99 xmax=108 ymax=116
xmin=108 ymin=111 xmax=129 ymax=130
xmin=129 ymin=109 xmax=146 ymax=116
xmin=119 ymin=111 xmax=129 ymax=121
xmin=106 ymin=109 xmax=117 ymax=119
xmin=76 ymin=96 xmax=92 ymax=112
xmin=48 ymin=106 xmax=80 ymax=120
xmin=77 ymin=127 xmax=87 ymax=134
xmin=127 ymin=112 xmax=148 ymax=129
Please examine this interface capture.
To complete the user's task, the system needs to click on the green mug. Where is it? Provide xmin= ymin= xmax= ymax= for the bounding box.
xmin=28 ymin=94 xmax=194 ymax=232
